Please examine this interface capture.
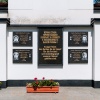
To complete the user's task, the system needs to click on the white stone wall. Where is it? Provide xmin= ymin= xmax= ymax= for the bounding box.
xmin=93 ymin=22 xmax=100 ymax=81
xmin=0 ymin=24 xmax=7 ymax=81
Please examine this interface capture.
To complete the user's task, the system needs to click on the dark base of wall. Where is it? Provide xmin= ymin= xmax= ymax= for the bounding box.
xmin=1 ymin=80 xmax=100 ymax=88
xmin=7 ymin=80 xmax=92 ymax=87
xmin=93 ymin=81 xmax=100 ymax=88
xmin=57 ymin=80 xmax=93 ymax=87
xmin=1 ymin=81 xmax=7 ymax=88
xmin=0 ymin=7 xmax=8 ymax=13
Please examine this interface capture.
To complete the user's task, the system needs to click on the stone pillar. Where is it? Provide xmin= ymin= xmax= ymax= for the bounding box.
xmin=0 ymin=18 xmax=9 ymax=88
xmin=93 ymin=19 xmax=100 ymax=88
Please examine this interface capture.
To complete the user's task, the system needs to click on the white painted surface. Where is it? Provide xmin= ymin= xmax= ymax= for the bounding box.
xmin=68 ymin=0 xmax=93 ymax=9
xmin=0 ymin=24 xmax=7 ymax=81
xmin=94 ymin=23 xmax=100 ymax=81
xmin=7 ymin=27 xmax=92 ymax=80
xmin=8 ymin=0 xmax=96 ymax=24
xmin=9 ymin=0 xmax=33 ymax=9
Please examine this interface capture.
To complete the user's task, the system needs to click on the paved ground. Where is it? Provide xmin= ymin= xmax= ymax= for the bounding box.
xmin=0 ymin=87 xmax=100 ymax=100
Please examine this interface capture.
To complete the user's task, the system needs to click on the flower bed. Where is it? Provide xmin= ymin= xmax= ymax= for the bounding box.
xmin=26 ymin=86 xmax=59 ymax=93
xmin=26 ymin=77 xmax=59 ymax=93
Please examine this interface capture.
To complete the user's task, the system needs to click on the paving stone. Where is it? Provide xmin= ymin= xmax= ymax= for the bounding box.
xmin=0 ymin=87 xmax=100 ymax=100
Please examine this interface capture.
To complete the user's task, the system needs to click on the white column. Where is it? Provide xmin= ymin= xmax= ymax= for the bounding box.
xmin=0 ymin=24 xmax=7 ymax=87
xmin=93 ymin=22 xmax=100 ymax=87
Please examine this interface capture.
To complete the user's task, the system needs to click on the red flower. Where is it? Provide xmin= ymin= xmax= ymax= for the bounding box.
xmin=34 ymin=77 xmax=37 ymax=81
xmin=42 ymin=77 xmax=45 ymax=80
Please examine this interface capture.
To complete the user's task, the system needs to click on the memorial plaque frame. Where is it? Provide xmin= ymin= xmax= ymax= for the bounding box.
xmin=38 ymin=27 xmax=63 ymax=66
xmin=68 ymin=49 xmax=88 ymax=64
xmin=68 ymin=32 xmax=88 ymax=46
xmin=13 ymin=49 xmax=32 ymax=64
xmin=13 ymin=32 xmax=32 ymax=46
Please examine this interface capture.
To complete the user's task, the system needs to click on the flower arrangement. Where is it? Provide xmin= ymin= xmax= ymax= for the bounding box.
xmin=26 ymin=77 xmax=59 ymax=93
xmin=26 ymin=77 xmax=59 ymax=87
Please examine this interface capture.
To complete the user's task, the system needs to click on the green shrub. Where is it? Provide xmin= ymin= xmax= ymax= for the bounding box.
xmin=26 ymin=77 xmax=59 ymax=87
xmin=0 ymin=0 xmax=8 ymax=3
xmin=0 ymin=82 xmax=2 ymax=86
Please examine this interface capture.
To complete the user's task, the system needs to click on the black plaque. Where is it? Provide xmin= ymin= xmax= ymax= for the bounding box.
xmin=13 ymin=32 xmax=32 ymax=46
xmin=38 ymin=28 xmax=63 ymax=66
xmin=68 ymin=49 xmax=88 ymax=63
xmin=13 ymin=49 xmax=32 ymax=63
xmin=68 ymin=32 xmax=88 ymax=46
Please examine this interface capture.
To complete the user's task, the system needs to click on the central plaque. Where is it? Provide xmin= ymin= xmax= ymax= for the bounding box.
xmin=38 ymin=28 xmax=63 ymax=66
xmin=13 ymin=32 xmax=32 ymax=46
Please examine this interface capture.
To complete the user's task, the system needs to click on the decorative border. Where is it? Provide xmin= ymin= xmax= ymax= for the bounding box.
xmin=8 ymin=25 xmax=92 ymax=27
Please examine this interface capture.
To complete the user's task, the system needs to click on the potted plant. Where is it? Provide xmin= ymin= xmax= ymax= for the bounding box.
xmin=0 ymin=0 xmax=8 ymax=7
xmin=26 ymin=77 xmax=60 ymax=93
xmin=0 ymin=82 xmax=2 ymax=90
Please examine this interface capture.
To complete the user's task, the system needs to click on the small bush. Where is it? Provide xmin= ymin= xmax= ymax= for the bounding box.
xmin=0 ymin=0 xmax=8 ymax=3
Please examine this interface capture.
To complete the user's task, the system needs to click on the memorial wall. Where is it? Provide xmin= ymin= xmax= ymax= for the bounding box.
xmin=0 ymin=0 xmax=97 ymax=87
xmin=12 ymin=30 xmax=88 ymax=65
xmin=7 ymin=27 xmax=92 ymax=80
